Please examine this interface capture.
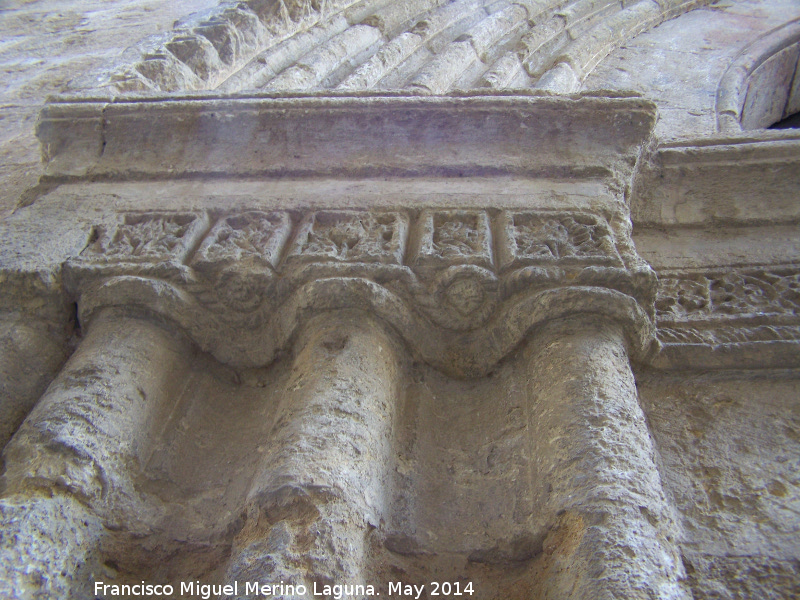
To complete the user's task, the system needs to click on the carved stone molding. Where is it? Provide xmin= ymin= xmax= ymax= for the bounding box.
xmin=716 ymin=20 xmax=800 ymax=132
xmin=653 ymin=266 xmax=800 ymax=369
xmin=36 ymin=94 xmax=657 ymax=181
xmin=65 ymin=212 xmax=800 ymax=373
xmin=657 ymin=267 xmax=800 ymax=323
xmin=65 ymin=207 xmax=657 ymax=376
xmin=632 ymin=132 xmax=800 ymax=227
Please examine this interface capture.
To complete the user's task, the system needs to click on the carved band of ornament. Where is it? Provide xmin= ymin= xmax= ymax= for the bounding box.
xmin=69 ymin=207 xmax=650 ymax=338
xmin=658 ymin=324 xmax=800 ymax=346
xmin=78 ymin=208 xmax=626 ymax=272
xmin=656 ymin=268 xmax=800 ymax=323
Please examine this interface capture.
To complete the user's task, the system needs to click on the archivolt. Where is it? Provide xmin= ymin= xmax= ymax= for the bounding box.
xmin=716 ymin=18 xmax=800 ymax=132
xmin=79 ymin=0 xmax=712 ymax=95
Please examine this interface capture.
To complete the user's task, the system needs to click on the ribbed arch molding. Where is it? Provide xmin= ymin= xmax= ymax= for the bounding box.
xmin=73 ymin=0 xmax=712 ymax=95
xmin=716 ymin=18 xmax=800 ymax=132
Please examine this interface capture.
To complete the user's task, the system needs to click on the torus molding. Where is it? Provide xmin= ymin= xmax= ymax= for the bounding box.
xmin=65 ymin=208 xmax=657 ymax=376
xmin=654 ymin=266 xmax=800 ymax=369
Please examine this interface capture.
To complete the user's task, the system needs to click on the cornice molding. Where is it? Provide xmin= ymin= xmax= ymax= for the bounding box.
xmin=36 ymin=93 xmax=657 ymax=182
xmin=632 ymin=132 xmax=800 ymax=227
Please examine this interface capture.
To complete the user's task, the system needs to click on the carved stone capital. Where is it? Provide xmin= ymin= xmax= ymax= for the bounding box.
xmin=66 ymin=207 xmax=657 ymax=376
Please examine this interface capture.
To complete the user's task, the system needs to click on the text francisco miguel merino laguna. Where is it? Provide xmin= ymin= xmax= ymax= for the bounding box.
xmin=94 ymin=579 xmax=475 ymax=598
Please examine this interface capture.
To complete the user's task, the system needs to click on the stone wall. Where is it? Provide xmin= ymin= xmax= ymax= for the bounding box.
xmin=0 ymin=0 xmax=220 ymax=218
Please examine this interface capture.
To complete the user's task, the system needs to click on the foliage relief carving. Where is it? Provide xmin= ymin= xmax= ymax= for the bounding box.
xmin=656 ymin=270 xmax=800 ymax=320
xmin=289 ymin=211 xmax=408 ymax=265
xmin=192 ymin=211 xmax=291 ymax=271
xmin=82 ymin=213 xmax=207 ymax=264
xmin=500 ymin=211 xmax=621 ymax=270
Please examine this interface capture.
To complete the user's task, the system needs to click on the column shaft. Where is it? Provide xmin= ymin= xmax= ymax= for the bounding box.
xmin=226 ymin=311 xmax=400 ymax=596
xmin=528 ymin=317 xmax=687 ymax=600
xmin=0 ymin=315 xmax=68 ymax=453
xmin=0 ymin=309 xmax=192 ymax=599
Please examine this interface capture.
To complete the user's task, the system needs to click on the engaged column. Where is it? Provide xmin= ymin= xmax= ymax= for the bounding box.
xmin=527 ymin=315 xmax=688 ymax=600
xmin=0 ymin=309 xmax=192 ymax=599
xmin=225 ymin=311 xmax=400 ymax=597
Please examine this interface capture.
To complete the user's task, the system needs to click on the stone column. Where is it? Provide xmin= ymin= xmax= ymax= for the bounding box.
xmin=0 ymin=308 xmax=193 ymax=600
xmin=225 ymin=310 xmax=400 ymax=597
xmin=527 ymin=316 xmax=688 ymax=600
xmin=0 ymin=314 xmax=69 ymax=453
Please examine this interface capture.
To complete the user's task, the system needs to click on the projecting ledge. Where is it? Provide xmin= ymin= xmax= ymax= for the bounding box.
xmin=631 ymin=131 xmax=800 ymax=226
xmin=36 ymin=92 xmax=657 ymax=180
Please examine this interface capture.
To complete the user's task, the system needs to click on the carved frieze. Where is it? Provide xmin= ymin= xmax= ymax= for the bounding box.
xmin=655 ymin=276 xmax=709 ymax=319
xmin=406 ymin=210 xmax=498 ymax=329
xmin=498 ymin=211 xmax=622 ymax=271
xmin=65 ymin=208 xmax=796 ymax=367
xmin=656 ymin=269 xmax=800 ymax=321
xmin=287 ymin=211 xmax=409 ymax=266
xmin=66 ymin=206 xmax=662 ymax=371
xmin=72 ymin=209 xmax=637 ymax=285
xmin=654 ymin=267 xmax=800 ymax=366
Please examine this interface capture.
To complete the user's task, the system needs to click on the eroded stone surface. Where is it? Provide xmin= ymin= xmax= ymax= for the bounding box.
xmin=0 ymin=0 xmax=221 ymax=217
xmin=638 ymin=369 xmax=800 ymax=600
xmin=583 ymin=0 xmax=800 ymax=140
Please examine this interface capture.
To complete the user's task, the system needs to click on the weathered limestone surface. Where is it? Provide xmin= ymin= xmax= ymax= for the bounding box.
xmin=0 ymin=0 xmax=799 ymax=598
xmin=0 ymin=0 xmax=221 ymax=217
xmin=638 ymin=370 xmax=800 ymax=599
xmin=0 ymin=314 xmax=69 ymax=453
xmin=1 ymin=309 xmax=194 ymax=598
xmin=525 ymin=318 xmax=687 ymax=600
xmin=225 ymin=312 xmax=401 ymax=597
xmin=583 ymin=0 xmax=800 ymax=140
